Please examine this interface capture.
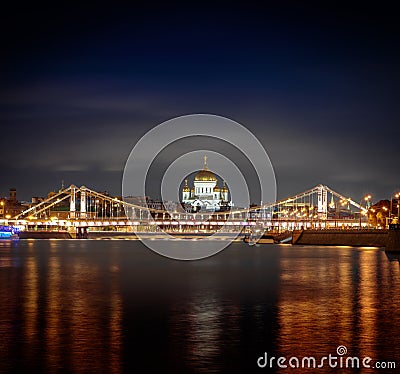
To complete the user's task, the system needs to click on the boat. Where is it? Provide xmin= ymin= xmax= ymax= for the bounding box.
xmin=0 ymin=225 xmax=20 ymax=240
xmin=243 ymin=233 xmax=275 ymax=244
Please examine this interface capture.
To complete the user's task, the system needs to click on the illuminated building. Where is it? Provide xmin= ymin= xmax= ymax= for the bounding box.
xmin=0 ymin=188 xmax=25 ymax=219
xmin=181 ymin=156 xmax=232 ymax=212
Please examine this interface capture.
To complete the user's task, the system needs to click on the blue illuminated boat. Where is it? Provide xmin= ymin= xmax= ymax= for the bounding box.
xmin=0 ymin=225 xmax=20 ymax=239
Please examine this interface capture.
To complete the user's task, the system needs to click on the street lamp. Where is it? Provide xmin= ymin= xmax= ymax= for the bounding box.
xmin=359 ymin=195 xmax=371 ymax=229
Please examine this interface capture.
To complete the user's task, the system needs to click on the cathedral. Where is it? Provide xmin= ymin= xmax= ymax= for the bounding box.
xmin=181 ymin=156 xmax=232 ymax=212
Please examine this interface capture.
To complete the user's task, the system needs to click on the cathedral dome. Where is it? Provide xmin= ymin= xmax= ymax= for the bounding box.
xmin=182 ymin=179 xmax=190 ymax=192
xmin=194 ymin=169 xmax=217 ymax=182
xmin=194 ymin=155 xmax=217 ymax=182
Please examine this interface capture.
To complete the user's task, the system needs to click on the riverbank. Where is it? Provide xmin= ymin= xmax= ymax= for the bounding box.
xmin=15 ymin=228 xmax=400 ymax=251
xmin=292 ymin=229 xmax=388 ymax=247
xmin=18 ymin=231 xmax=72 ymax=239
xmin=17 ymin=230 xmax=245 ymax=241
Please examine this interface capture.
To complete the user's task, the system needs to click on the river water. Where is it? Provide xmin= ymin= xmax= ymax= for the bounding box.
xmin=0 ymin=240 xmax=399 ymax=373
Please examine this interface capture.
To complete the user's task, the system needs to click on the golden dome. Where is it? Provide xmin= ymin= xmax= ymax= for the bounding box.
xmin=221 ymin=181 xmax=228 ymax=192
xmin=182 ymin=179 xmax=190 ymax=192
xmin=194 ymin=155 xmax=217 ymax=182
xmin=194 ymin=169 xmax=217 ymax=182
xmin=214 ymin=186 xmax=220 ymax=192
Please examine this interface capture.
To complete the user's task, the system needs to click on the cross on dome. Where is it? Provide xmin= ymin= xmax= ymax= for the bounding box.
xmin=203 ymin=155 xmax=208 ymax=170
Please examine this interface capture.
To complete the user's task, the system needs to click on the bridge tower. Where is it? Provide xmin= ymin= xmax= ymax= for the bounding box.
xmin=70 ymin=185 xmax=76 ymax=219
xmin=317 ymin=184 xmax=327 ymax=219
xmin=80 ymin=186 xmax=87 ymax=218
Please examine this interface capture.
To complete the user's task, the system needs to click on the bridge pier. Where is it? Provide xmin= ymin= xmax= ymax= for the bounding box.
xmin=76 ymin=227 xmax=88 ymax=239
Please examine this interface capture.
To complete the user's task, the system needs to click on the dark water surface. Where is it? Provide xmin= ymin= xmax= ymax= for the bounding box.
xmin=0 ymin=240 xmax=399 ymax=373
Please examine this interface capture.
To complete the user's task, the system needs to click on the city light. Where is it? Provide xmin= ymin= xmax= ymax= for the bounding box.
xmin=359 ymin=195 xmax=372 ymax=228
xmin=2 ymin=183 xmax=399 ymax=233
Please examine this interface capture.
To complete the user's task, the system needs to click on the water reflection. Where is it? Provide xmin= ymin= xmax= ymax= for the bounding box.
xmin=0 ymin=241 xmax=20 ymax=371
xmin=1 ymin=241 xmax=400 ymax=372
xmin=358 ymin=250 xmax=378 ymax=360
xmin=67 ymin=250 xmax=122 ymax=373
xmin=45 ymin=246 xmax=62 ymax=371
xmin=186 ymin=291 xmax=222 ymax=370
xmin=109 ymin=256 xmax=122 ymax=374
xmin=385 ymin=251 xmax=400 ymax=264
xmin=277 ymin=248 xmax=400 ymax=371
xmin=0 ymin=241 xmax=123 ymax=373
xmin=23 ymin=252 xmax=39 ymax=367
xmin=167 ymin=289 xmax=246 ymax=373
xmin=0 ymin=240 xmax=13 ymax=268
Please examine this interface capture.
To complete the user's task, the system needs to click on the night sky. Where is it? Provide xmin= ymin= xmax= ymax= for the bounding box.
xmin=1 ymin=3 xmax=399 ymax=202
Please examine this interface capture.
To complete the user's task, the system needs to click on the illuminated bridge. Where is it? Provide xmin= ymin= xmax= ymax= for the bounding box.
xmin=3 ymin=184 xmax=371 ymax=234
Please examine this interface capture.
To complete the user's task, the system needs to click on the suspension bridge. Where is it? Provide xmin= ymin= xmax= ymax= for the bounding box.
xmin=2 ymin=184 xmax=372 ymax=235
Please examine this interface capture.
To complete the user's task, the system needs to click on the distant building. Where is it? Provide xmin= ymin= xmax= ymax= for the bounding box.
xmin=0 ymin=188 xmax=25 ymax=219
xmin=181 ymin=156 xmax=232 ymax=212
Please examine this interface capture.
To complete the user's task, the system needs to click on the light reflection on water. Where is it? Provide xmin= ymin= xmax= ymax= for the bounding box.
xmin=45 ymin=247 xmax=62 ymax=372
xmin=23 ymin=253 xmax=39 ymax=367
xmin=0 ymin=240 xmax=123 ymax=373
xmin=0 ymin=241 xmax=399 ymax=373
xmin=277 ymin=247 xmax=400 ymax=373
xmin=186 ymin=292 xmax=222 ymax=370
